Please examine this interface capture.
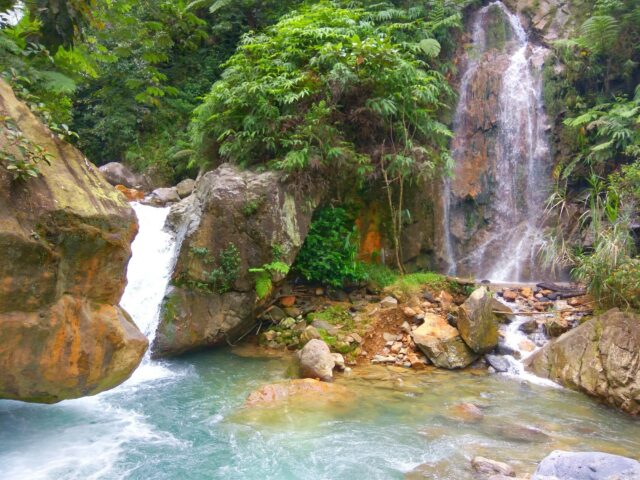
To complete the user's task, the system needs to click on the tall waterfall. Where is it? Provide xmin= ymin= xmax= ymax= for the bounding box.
xmin=443 ymin=1 xmax=552 ymax=282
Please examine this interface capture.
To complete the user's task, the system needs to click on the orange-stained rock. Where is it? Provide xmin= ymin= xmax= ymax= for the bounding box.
xmin=448 ymin=402 xmax=485 ymax=423
xmin=0 ymin=296 xmax=148 ymax=403
xmin=116 ymin=184 xmax=146 ymax=202
xmin=245 ymin=378 xmax=349 ymax=407
xmin=279 ymin=295 xmax=296 ymax=308
xmin=0 ymin=79 xmax=145 ymax=403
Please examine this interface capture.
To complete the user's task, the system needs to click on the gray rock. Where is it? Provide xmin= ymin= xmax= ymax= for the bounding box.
xmin=380 ymin=296 xmax=398 ymax=308
xmin=300 ymin=325 xmax=321 ymax=345
xmin=312 ymin=319 xmax=339 ymax=335
xmin=152 ymin=164 xmax=321 ymax=357
xmin=331 ymin=353 xmax=345 ymax=371
xmin=175 ymin=178 xmax=196 ymax=198
xmin=519 ymin=319 xmax=539 ymax=334
xmin=485 ymin=354 xmax=510 ymax=373
xmin=532 ymin=450 xmax=640 ymax=480
xmin=411 ymin=313 xmax=478 ymax=369
xmin=298 ymin=339 xmax=335 ymax=382
xmin=98 ymin=162 xmax=151 ymax=191
xmin=144 ymin=187 xmax=180 ymax=206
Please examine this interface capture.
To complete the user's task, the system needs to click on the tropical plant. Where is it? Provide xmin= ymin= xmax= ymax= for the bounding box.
xmin=293 ymin=206 xmax=366 ymax=288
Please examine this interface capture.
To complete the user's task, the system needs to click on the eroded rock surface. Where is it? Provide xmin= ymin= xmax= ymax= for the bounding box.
xmin=152 ymin=163 xmax=320 ymax=357
xmin=411 ymin=313 xmax=478 ymax=369
xmin=0 ymin=79 xmax=146 ymax=403
xmin=525 ymin=309 xmax=640 ymax=415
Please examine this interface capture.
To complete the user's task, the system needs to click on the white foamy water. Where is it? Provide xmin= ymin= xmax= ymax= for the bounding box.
xmin=121 ymin=203 xmax=177 ymax=342
xmin=0 ymin=203 xmax=183 ymax=480
xmin=494 ymin=296 xmax=560 ymax=388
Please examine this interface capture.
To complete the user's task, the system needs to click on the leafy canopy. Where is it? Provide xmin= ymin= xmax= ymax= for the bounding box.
xmin=191 ymin=0 xmax=459 ymax=183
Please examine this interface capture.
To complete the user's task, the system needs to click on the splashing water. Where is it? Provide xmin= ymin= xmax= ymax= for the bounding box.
xmin=443 ymin=1 xmax=552 ymax=282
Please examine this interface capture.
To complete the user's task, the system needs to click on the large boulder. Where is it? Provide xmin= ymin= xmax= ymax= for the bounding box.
xmin=411 ymin=313 xmax=478 ymax=369
xmin=99 ymin=162 xmax=151 ymax=192
xmin=532 ymin=451 xmax=640 ymax=480
xmin=525 ymin=309 xmax=640 ymax=415
xmin=0 ymin=79 xmax=146 ymax=403
xmin=457 ymin=287 xmax=500 ymax=353
xmin=297 ymin=339 xmax=335 ymax=382
xmin=152 ymin=164 xmax=320 ymax=357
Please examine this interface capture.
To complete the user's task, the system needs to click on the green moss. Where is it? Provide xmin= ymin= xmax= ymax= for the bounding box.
xmin=309 ymin=305 xmax=354 ymax=331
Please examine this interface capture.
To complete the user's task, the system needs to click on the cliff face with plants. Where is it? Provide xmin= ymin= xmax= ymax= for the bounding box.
xmin=0 ymin=79 xmax=147 ymax=403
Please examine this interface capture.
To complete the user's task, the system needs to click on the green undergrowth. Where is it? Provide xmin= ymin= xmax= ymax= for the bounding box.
xmin=309 ymin=305 xmax=354 ymax=331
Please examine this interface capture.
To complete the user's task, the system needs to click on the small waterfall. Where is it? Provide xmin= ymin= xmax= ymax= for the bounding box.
xmin=120 ymin=203 xmax=177 ymax=381
xmin=443 ymin=1 xmax=552 ymax=282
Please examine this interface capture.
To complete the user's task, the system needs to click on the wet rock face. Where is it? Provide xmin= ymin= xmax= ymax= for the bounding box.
xmin=504 ymin=0 xmax=577 ymax=43
xmin=0 ymin=79 xmax=146 ymax=403
xmin=532 ymin=450 xmax=640 ymax=480
xmin=153 ymin=163 xmax=321 ymax=357
xmin=525 ymin=309 xmax=640 ymax=415
xmin=0 ymin=296 xmax=147 ymax=403
xmin=411 ymin=313 xmax=478 ymax=369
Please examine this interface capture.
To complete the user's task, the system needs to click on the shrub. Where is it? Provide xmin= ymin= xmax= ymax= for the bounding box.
xmin=293 ymin=206 xmax=366 ymax=288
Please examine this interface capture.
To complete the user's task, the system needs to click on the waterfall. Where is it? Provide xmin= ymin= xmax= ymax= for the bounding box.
xmin=120 ymin=203 xmax=177 ymax=380
xmin=443 ymin=1 xmax=552 ymax=282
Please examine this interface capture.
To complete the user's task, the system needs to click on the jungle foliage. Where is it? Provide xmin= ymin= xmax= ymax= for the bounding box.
xmin=543 ymin=0 xmax=640 ymax=309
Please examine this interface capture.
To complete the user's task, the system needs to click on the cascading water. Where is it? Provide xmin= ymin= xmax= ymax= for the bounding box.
xmin=119 ymin=203 xmax=179 ymax=382
xmin=443 ymin=1 xmax=552 ymax=282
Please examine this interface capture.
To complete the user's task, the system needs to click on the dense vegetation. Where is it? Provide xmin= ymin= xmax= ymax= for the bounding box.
xmin=543 ymin=0 xmax=640 ymax=309
xmin=1 ymin=0 xmax=638 ymax=307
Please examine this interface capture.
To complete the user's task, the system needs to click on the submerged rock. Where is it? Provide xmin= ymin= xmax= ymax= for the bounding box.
xmin=448 ymin=402 xmax=484 ymax=423
xmin=525 ymin=309 xmax=640 ymax=415
xmin=298 ymin=339 xmax=335 ymax=382
xmin=532 ymin=450 xmax=640 ymax=480
xmin=485 ymin=354 xmax=510 ymax=373
xmin=471 ymin=456 xmax=515 ymax=477
xmin=152 ymin=164 xmax=320 ymax=357
xmin=0 ymin=79 xmax=146 ymax=403
xmin=245 ymin=378 xmax=348 ymax=407
xmin=457 ymin=287 xmax=499 ymax=353
xmin=411 ymin=313 xmax=478 ymax=369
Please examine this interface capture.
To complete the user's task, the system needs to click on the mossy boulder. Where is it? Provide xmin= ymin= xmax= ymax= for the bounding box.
xmin=457 ymin=287 xmax=499 ymax=353
xmin=0 ymin=79 xmax=146 ymax=403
